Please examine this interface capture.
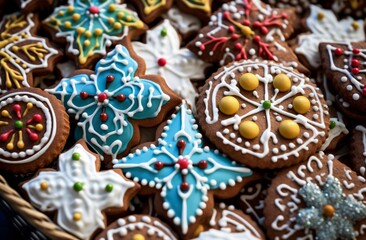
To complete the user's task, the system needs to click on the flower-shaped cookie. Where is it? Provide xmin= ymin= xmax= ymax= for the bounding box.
xmin=197 ymin=60 xmax=330 ymax=169
xmin=0 ymin=13 xmax=61 ymax=92
xmin=297 ymin=176 xmax=366 ymax=240
xmin=22 ymin=140 xmax=139 ymax=239
xmin=47 ymin=45 xmax=180 ymax=164
xmin=188 ymin=0 xmax=303 ymax=69
xmin=132 ymin=19 xmax=210 ymax=112
xmin=43 ymin=0 xmax=145 ymax=68
xmin=113 ymin=101 xmax=254 ymax=238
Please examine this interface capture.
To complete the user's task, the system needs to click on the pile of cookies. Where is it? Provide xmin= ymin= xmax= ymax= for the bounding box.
xmin=1 ymin=0 xmax=366 ymax=239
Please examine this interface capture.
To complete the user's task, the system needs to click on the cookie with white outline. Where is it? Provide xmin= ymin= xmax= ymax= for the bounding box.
xmin=130 ymin=0 xmax=173 ymax=23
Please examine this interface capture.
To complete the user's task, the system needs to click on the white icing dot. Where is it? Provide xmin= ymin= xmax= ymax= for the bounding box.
xmin=223 ymin=128 xmax=230 ymax=134
xmin=346 ymin=85 xmax=353 ymax=91
xmin=303 ymin=132 xmax=310 ymax=138
xmin=313 ymin=114 xmax=319 ymax=120
xmin=341 ymin=76 xmax=348 ymax=82
xmin=272 ymin=148 xmax=279 ymax=154
xmin=245 ymin=141 xmax=250 ymax=147
xmin=230 ymin=133 xmax=236 ymax=139
xmin=353 ymin=93 xmax=360 ymax=100
xmin=280 ymin=145 xmax=287 ymax=151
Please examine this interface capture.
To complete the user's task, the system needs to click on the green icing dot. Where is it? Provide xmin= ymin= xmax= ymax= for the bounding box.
xmin=262 ymin=100 xmax=271 ymax=110
xmin=105 ymin=184 xmax=113 ymax=192
xmin=72 ymin=152 xmax=80 ymax=160
xmin=330 ymin=121 xmax=336 ymax=129
xmin=73 ymin=182 xmax=83 ymax=192
xmin=161 ymin=27 xmax=167 ymax=37
xmin=14 ymin=120 xmax=23 ymax=129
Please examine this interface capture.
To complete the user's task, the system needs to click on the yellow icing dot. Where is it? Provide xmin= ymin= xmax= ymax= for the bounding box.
xmin=94 ymin=28 xmax=103 ymax=36
xmin=64 ymin=21 xmax=72 ymax=29
xmin=293 ymin=96 xmax=310 ymax=114
xmin=352 ymin=21 xmax=360 ymax=30
xmin=279 ymin=120 xmax=300 ymax=139
xmin=317 ymin=12 xmax=325 ymax=21
xmin=73 ymin=212 xmax=82 ymax=221
xmin=108 ymin=4 xmax=116 ymax=11
xmin=117 ymin=12 xmax=124 ymax=19
xmin=113 ymin=22 xmax=122 ymax=29
xmin=17 ymin=141 xmax=24 ymax=149
xmin=67 ymin=6 xmax=74 ymax=13
xmin=193 ymin=225 xmax=204 ymax=237
xmin=84 ymin=40 xmax=90 ymax=47
xmin=219 ymin=96 xmax=240 ymax=115
xmin=15 ymin=59 xmax=21 ymax=63
xmin=6 ymin=143 xmax=14 ymax=150
xmin=77 ymin=27 xmax=85 ymax=34
xmin=85 ymin=31 xmax=92 ymax=38
xmin=72 ymin=13 xmax=80 ymax=21
xmin=273 ymin=74 xmax=291 ymax=92
xmin=126 ymin=16 xmax=132 ymax=22
xmin=22 ymin=64 xmax=27 ymax=69
xmin=239 ymin=121 xmax=259 ymax=139
xmin=239 ymin=73 xmax=259 ymax=91
xmin=40 ymin=182 xmax=48 ymax=190
xmin=12 ymin=46 xmax=19 ymax=52
xmin=1 ymin=110 xmax=10 ymax=118
xmin=58 ymin=10 xmax=64 ymax=16
xmin=132 ymin=234 xmax=145 ymax=240
xmin=35 ymin=124 xmax=43 ymax=132
xmin=27 ymin=102 xmax=33 ymax=108
xmin=107 ymin=17 xmax=115 ymax=25
xmin=36 ymin=43 xmax=43 ymax=48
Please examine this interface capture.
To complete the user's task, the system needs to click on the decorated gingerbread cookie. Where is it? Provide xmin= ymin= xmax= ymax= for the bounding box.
xmin=187 ymin=0 xmax=305 ymax=71
xmin=294 ymin=5 xmax=365 ymax=70
xmin=197 ymin=60 xmax=330 ymax=169
xmin=132 ymin=20 xmax=210 ymax=112
xmin=0 ymin=13 xmax=62 ymax=92
xmin=43 ymin=0 xmax=146 ymax=68
xmin=130 ymin=0 xmax=173 ymax=23
xmin=264 ymin=0 xmax=317 ymax=15
xmin=95 ymin=215 xmax=178 ymax=240
xmin=332 ymin=0 xmax=366 ymax=18
xmin=47 ymin=44 xmax=181 ymax=166
xmin=320 ymin=42 xmax=366 ymax=120
xmin=0 ymin=87 xmax=69 ymax=174
xmin=264 ymin=152 xmax=366 ymax=240
xmin=113 ymin=101 xmax=256 ymax=238
xmin=194 ymin=203 xmax=265 ymax=239
xmin=17 ymin=0 xmax=53 ymax=14
xmin=176 ymin=0 xmax=213 ymax=20
xmin=22 ymin=140 xmax=139 ymax=239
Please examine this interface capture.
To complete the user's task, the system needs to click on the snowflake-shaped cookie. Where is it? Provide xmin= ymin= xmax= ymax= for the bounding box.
xmin=47 ymin=45 xmax=180 ymax=163
xmin=113 ymin=101 xmax=253 ymax=238
xmin=0 ymin=13 xmax=61 ymax=92
xmin=132 ymin=19 xmax=210 ymax=112
xmin=295 ymin=5 xmax=365 ymax=69
xmin=188 ymin=0 xmax=301 ymax=67
xmin=22 ymin=140 xmax=139 ymax=239
xmin=197 ymin=60 xmax=329 ymax=169
xmin=43 ymin=0 xmax=145 ymax=68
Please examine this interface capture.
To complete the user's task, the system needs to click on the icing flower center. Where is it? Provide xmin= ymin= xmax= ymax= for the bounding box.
xmin=157 ymin=58 xmax=167 ymax=67
xmin=177 ymin=158 xmax=189 ymax=170
xmin=98 ymin=93 xmax=108 ymax=103
xmin=14 ymin=120 xmax=23 ymax=129
xmin=89 ymin=6 xmax=100 ymax=14
xmin=323 ymin=204 xmax=335 ymax=218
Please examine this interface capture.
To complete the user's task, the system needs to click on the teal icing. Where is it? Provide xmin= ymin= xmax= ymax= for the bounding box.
xmin=113 ymin=101 xmax=253 ymax=234
xmin=47 ymin=45 xmax=170 ymax=160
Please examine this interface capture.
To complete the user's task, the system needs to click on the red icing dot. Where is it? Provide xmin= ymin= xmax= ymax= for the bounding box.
xmin=352 ymin=68 xmax=360 ymax=75
xmin=231 ymin=34 xmax=239 ymax=40
xmin=116 ymin=94 xmax=126 ymax=102
xmin=253 ymin=21 xmax=261 ymax=27
xmin=199 ymin=45 xmax=205 ymax=51
xmin=33 ymin=114 xmax=42 ymax=123
xmin=198 ymin=160 xmax=208 ymax=169
xmin=353 ymin=48 xmax=360 ymax=54
xmin=177 ymin=139 xmax=186 ymax=150
xmin=242 ymin=20 xmax=250 ymax=26
xmin=228 ymin=26 xmax=235 ymax=33
xmin=98 ymin=93 xmax=108 ymax=102
xmin=180 ymin=182 xmax=189 ymax=191
xmin=89 ymin=6 xmax=100 ymax=14
xmin=154 ymin=161 xmax=164 ymax=170
xmin=335 ymin=48 xmax=343 ymax=56
xmin=261 ymin=26 xmax=268 ymax=34
xmin=363 ymin=86 xmax=366 ymax=96
xmin=352 ymin=59 xmax=360 ymax=67
xmin=0 ymin=130 xmax=13 ymax=142
xmin=106 ymin=75 xmax=114 ymax=83
xmin=253 ymin=36 xmax=261 ymax=43
xmin=100 ymin=112 xmax=108 ymax=122
xmin=157 ymin=58 xmax=167 ymax=67
xmin=223 ymin=11 xmax=230 ymax=19
xmin=234 ymin=43 xmax=242 ymax=49
xmin=177 ymin=158 xmax=189 ymax=170
xmin=13 ymin=104 xmax=21 ymax=112
xmin=28 ymin=131 xmax=39 ymax=141
xmin=80 ymin=92 xmax=89 ymax=99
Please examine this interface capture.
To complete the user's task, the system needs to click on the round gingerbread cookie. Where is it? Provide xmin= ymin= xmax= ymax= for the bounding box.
xmin=264 ymin=152 xmax=366 ymax=240
xmin=194 ymin=203 xmax=266 ymax=239
xmin=95 ymin=215 xmax=178 ymax=240
xmin=0 ymin=87 xmax=69 ymax=174
xmin=197 ymin=60 xmax=330 ymax=169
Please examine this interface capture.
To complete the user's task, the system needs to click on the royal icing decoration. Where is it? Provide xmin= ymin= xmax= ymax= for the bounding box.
xmin=189 ymin=0 xmax=295 ymax=66
xmin=295 ymin=5 xmax=365 ymax=69
xmin=162 ymin=6 xmax=201 ymax=35
xmin=43 ymin=0 xmax=144 ymax=66
xmin=268 ymin=152 xmax=366 ymax=239
xmin=97 ymin=215 xmax=177 ymax=240
xmin=0 ymin=90 xmax=56 ymax=164
xmin=297 ymin=176 xmax=366 ymax=240
xmin=113 ymin=101 xmax=253 ymax=235
xmin=139 ymin=0 xmax=168 ymax=15
xmin=132 ymin=20 xmax=209 ymax=111
xmin=23 ymin=142 xmax=137 ymax=240
xmin=355 ymin=125 xmax=366 ymax=176
xmin=0 ymin=13 xmax=59 ymax=91
xmin=266 ymin=0 xmax=316 ymax=14
xmin=47 ymin=45 xmax=171 ymax=160
xmin=202 ymin=60 xmax=328 ymax=167
xmin=180 ymin=0 xmax=211 ymax=13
